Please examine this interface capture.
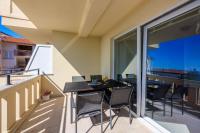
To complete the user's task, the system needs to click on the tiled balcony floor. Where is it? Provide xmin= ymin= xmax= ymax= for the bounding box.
xmin=145 ymin=100 xmax=200 ymax=133
xmin=17 ymin=95 xmax=153 ymax=133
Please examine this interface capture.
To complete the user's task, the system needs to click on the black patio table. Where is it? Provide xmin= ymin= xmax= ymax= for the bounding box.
xmin=123 ymin=78 xmax=136 ymax=84
xmin=63 ymin=81 xmax=106 ymax=123
xmin=63 ymin=79 xmax=124 ymax=93
xmin=63 ymin=81 xmax=104 ymax=93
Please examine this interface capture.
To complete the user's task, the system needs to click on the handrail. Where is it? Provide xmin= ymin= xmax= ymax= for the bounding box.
xmin=0 ymin=68 xmax=23 ymax=74
xmin=42 ymin=72 xmax=63 ymax=92
xmin=0 ymin=68 xmax=40 ymax=76
xmin=8 ymin=68 xmax=40 ymax=75
xmin=148 ymin=74 xmax=200 ymax=88
xmin=3 ymin=69 xmax=40 ymax=85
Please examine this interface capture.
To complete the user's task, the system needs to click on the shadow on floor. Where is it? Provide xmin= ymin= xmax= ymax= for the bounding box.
xmin=17 ymin=95 xmax=152 ymax=133
xmin=17 ymin=96 xmax=67 ymax=133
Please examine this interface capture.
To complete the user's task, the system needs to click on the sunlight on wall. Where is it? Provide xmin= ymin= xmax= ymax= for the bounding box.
xmin=61 ymin=35 xmax=80 ymax=53
xmin=16 ymin=92 xmax=20 ymax=121
xmin=25 ymin=88 xmax=28 ymax=111
xmin=53 ymin=46 xmax=81 ymax=81
xmin=31 ymin=84 xmax=34 ymax=105
xmin=36 ymin=81 xmax=40 ymax=100
xmin=0 ymin=0 xmax=37 ymax=29
xmin=1 ymin=97 xmax=7 ymax=132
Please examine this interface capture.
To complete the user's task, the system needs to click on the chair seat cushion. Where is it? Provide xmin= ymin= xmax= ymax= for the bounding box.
xmin=77 ymin=95 xmax=101 ymax=117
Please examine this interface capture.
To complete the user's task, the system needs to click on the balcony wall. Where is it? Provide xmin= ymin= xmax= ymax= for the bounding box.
xmin=0 ymin=74 xmax=65 ymax=133
xmin=0 ymin=76 xmax=41 ymax=132
xmin=0 ymin=76 xmax=42 ymax=132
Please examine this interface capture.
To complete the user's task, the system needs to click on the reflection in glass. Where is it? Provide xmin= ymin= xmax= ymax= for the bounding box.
xmin=145 ymin=7 xmax=200 ymax=133
xmin=114 ymin=30 xmax=137 ymax=113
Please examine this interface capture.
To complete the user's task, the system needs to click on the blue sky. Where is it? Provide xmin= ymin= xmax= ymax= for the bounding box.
xmin=0 ymin=16 xmax=23 ymax=38
xmin=148 ymin=34 xmax=200 ymax=71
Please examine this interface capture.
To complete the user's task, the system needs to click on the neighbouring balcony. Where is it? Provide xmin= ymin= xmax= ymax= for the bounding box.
xmin=15 ymin=50 xmax=32 ymax=57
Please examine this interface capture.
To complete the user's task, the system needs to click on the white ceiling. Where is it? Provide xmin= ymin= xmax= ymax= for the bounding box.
xmin=10 ymin=0 xmax=145 ymax=37
xmin=12 ymin=0 xmax=86 ymax=33
xmin=91 ymin=0 xmax=144 ymax=36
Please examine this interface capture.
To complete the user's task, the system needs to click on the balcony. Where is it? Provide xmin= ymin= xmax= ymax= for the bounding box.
xmin=0 ymin=1 xmax=199 ymax=133
xmin=15 ymin=50 xmax=32 ymax=57
xmin=0 ymin=75 xmax=153 ymax=133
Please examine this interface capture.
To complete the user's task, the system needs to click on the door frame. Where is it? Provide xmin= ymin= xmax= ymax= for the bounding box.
xmin=111 ymin=27 xmax=142 ymax=117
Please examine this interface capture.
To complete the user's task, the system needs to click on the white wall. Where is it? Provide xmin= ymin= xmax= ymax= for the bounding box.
xmin=25 ymin=45 xmax=53 ymax=74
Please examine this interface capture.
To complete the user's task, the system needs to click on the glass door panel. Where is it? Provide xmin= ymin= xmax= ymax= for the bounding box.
xmin=144 ymin=6 xmax=200 ymax=133
xmin=114 ymin=30 xmax=137 ymax=113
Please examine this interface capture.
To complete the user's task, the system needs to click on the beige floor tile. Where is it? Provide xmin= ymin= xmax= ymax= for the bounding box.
xmin=17 ymin=95 xmax=153 ymax=133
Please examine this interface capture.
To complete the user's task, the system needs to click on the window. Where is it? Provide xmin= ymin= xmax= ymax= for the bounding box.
xmin=2 ymin=50 xmax=14 ymax=59
xmin=143 ymin=4 xmax=200 ymax=133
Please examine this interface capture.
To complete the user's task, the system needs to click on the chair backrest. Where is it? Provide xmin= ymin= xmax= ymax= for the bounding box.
xmin=76 ymin=91 xmax=104 ymax=115
xmin=153 ymin=83 xmax=171 ymax=99
xmin=72 ymin=76 xmax=85 ymax=82
xmin=126 ymin=74 xmax=136 ymax=79
xmin=104 ymin=79 xmax=125 ymax=88
xmin=117 ymin=74 xmax=122 ymax=81
xmin=90 ymin=75 xmax=102 ymax=82
xmin=110 ymin=87 xmax=133 ymax=107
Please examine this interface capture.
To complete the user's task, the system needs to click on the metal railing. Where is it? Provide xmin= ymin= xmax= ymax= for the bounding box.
xmin=4 ymin=69 xmax=40 ymax=85
xmin=0 ymin=68 xmax=23 ymax=75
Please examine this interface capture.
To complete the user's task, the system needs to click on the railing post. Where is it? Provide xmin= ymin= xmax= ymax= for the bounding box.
xmin=7 ymin=74 xmax=11 ymax=85
xmin=37 ymin=69 xmax=40 ymax=75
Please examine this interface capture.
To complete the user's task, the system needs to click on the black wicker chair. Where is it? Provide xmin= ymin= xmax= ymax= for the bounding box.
xmin=104 ymin=86 xmax=133 ymax=129
xmin=75 ymin=91 xmax=104 ymax=133
xmin=70 ymin=76 xmax=86 ymax=123
xmin=90 ymin=75 xmax=103 ymax=82
xmin=117 ymin=74 xmax=123 ymax=82
xmin=126 ymin=74 xmax=136 ymax=79
xmin=147 ymin=83 xmax=171 ymax=118
xmin=104 ymin=79 xmax=125 ymax=88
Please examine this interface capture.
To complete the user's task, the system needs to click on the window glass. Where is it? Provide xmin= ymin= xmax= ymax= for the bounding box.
xmin=145 ymin=7 xmax=200 ymax=133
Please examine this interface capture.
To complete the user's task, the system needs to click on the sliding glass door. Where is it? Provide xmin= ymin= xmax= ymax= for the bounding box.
xmin=113 ymin=29 xmax=139 ymax=114
xmin=142 ymin=1 xmax=200 ymax=133
xmin=114 ymin=30 xmax=137 ymax=80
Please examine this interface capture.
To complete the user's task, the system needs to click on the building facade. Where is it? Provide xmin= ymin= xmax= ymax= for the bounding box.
xmin=0 ymin=33 xmax=35 ymax=74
